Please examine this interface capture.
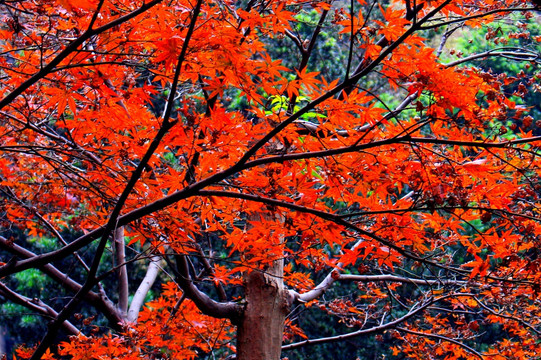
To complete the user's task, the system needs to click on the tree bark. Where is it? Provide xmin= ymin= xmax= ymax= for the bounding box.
xmin=114 ymin=226 xmax=129 ymax=320
xmin=236 ymin=259 xmax=289 ymax=360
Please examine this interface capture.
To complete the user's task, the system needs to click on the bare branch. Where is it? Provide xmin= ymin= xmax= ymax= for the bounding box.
xmin=445 ymin=48 xmax=540 ymax=68
xmin=338 ymin=274 xmax=469 ymax=287
xmin=420 ymin=7 xmax=538 ymax=30
xmin=288 ymin=239 xmax=364 ymax=304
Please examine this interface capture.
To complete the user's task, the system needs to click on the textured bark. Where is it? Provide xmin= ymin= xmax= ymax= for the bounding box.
xmin=236 ymin=259 xmax=289 ymax=360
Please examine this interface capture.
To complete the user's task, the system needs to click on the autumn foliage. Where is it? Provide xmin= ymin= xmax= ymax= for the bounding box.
xmin=1 ymin=0 xmax=541 ymax=359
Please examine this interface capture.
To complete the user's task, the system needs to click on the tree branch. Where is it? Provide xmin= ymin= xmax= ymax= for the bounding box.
xmin=0 ymin=282 xmax=79 ymax=335
xmin=114 ymin=227 xmax=129 ymax=320
xmin=282 ymin=293 xmax=451 ymax=351
xmin=195 ymin=190 xmax=469 ymax=277
xmin=445 ymin=48 xmax=540 ymax=68
xmin=193 ymin=242 xmax=228 ymax=302
xmin=236 ymin=0 xmax=453 ymax=165
xmin=420 ymin=7 xmax=537 ymax=30
xmin=337 ymin=274 xmax=469 ymax=287
xmin=0 ymin=236 xmax=123 ymax=328
xmin=3 ymin=131 xmax=540 ymax=283
xmin=396 ymin=326 xmax=484 ymax=359
xmin=172 ymin=255 xmax=243 ymax=323
xmin=0 ymin=0 xmax=166 ymax=111
xmin=127 ymin=255 xmax=162 ymax=322
xmin=474 ymin=297 xmax=541 ymax=336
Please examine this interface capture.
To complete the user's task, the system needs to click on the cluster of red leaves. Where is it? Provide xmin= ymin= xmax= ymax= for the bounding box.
xmin=1 ymin=0 xmax=541 ymax=358
xmin=13 ymin=283 xmax=234 ymax=360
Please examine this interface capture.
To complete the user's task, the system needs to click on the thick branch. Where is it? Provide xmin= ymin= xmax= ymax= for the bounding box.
xmin=286 ymin=239 xmax=363 ymax=304
xmin=0 ymin=282 xmax=79 ymax=335
xmin=173 ymin=255 xmax=243 ymax=323
xmin=242 ymin=135 xmax=541 ymax=169
xmin=290 ymin=258 xmax=470 ymax=304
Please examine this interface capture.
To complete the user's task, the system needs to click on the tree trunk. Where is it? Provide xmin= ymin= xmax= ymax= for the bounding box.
xmin=236 ymin=259 xmax=289 ymax=360
xmin=0 ymin=325 xmax=5 ymax=357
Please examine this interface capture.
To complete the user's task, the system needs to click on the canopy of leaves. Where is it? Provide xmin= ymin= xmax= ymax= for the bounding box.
xmin=0 ymin=0 xmax=541 ymax=359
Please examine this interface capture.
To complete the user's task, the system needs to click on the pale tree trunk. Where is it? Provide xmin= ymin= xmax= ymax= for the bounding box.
xmin=114 ymin=226 xmax=128 ymax=320
xmin=236 ymin=259 xmax=289 ymax=360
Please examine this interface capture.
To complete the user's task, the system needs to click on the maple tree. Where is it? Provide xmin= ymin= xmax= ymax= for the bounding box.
xmin=1 ymin=0 xmax=541 ymax=359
